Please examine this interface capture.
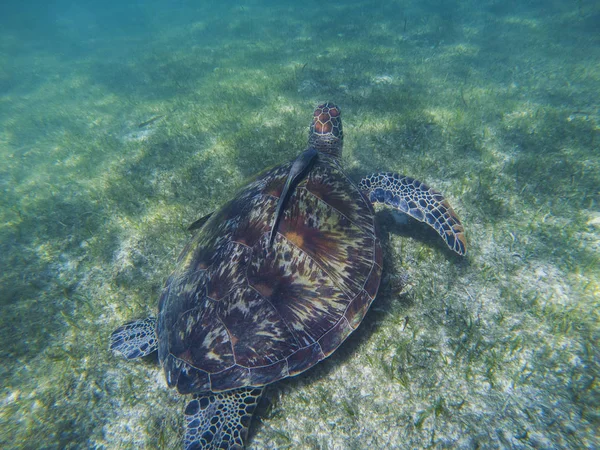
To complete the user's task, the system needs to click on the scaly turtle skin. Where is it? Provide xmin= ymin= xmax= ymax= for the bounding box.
xmin=110 ymin=103 xmax=466 ymax=450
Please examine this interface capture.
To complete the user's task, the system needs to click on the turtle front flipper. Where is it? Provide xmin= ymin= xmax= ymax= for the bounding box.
xmin=184 ymin=387 xmax=264 ymax=450
xmin=359 ymin=173 xmax=466 ymax=255
xmin=110 ymin=317 xmax=158 ymax=360
xmin=269 ymin=147 xmax=319 ymax=246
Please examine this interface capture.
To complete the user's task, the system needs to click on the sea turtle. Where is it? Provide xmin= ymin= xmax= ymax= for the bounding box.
xmin=110 ymin=103 xmax=466 ymax=449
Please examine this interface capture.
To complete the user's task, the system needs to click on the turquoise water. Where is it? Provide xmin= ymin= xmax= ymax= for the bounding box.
xmin=1 ymin=1 xmax=598 ymax=448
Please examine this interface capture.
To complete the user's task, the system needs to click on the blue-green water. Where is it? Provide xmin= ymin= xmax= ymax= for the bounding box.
xmin=1 ymin=1 xmax=598 ymax=448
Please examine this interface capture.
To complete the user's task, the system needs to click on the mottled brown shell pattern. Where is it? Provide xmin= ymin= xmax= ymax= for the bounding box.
xmin=157 ymin=155 xmax=382 ymax=394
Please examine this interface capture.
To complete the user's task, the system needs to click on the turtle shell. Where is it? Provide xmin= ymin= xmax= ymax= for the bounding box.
xmin=157 ymin=154 xmax=383 ymax=395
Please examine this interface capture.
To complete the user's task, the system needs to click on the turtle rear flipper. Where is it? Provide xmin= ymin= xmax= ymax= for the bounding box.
xmin=110 ymin=317 xmax=158 ymax=360
xmin=359 ymin=173 xmax=466 ymax=255
xmin=184 ymin=387 xmax=264 ymax=450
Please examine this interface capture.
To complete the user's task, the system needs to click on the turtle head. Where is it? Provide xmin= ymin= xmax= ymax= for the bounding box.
xmin=308 ymin=102 xmax=343 ymax=158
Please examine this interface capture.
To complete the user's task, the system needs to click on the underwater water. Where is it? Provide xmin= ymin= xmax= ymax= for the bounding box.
xmin=1 ymin=0 xmax=598 ymax=448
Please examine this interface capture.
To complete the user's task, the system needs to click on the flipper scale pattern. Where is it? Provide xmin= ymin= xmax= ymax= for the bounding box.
xmin=359 ymin=173 xmax=466 ymax=255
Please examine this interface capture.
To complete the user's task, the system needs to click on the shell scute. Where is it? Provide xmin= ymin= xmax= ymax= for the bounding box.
xmin=247 ymin=234 xmax=350 ymax=348
xmin=249 ymin=359 xmax=289 ymax=387
xmin=364 ymin=257 xmax=382 ymax=299
xmin=163 ymin=353 xmax=210 ymax=394
xmin=279 ymin=186 xmax=375 ymax=299
xmin=229 ymin=193 xmax=277 ymax=248
xmin=286 ymin=342 xmax=326 ymax=377
xmin=210 ymin=365 xmax=251 ymax=391
xmin=318 ymin=316 xmax=353 ymax=356
xmin=216 ymin=285 xmax=300 ymax=368
xmin=171 ymin=302 xmax=233 ymax=373
xmin=344 ymin=291 xmax=374 ymax=330
xmin=305 ymin=162 xmax=374 ymax=234
xmin=205 ymin=242 xmax=251 ymax=301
